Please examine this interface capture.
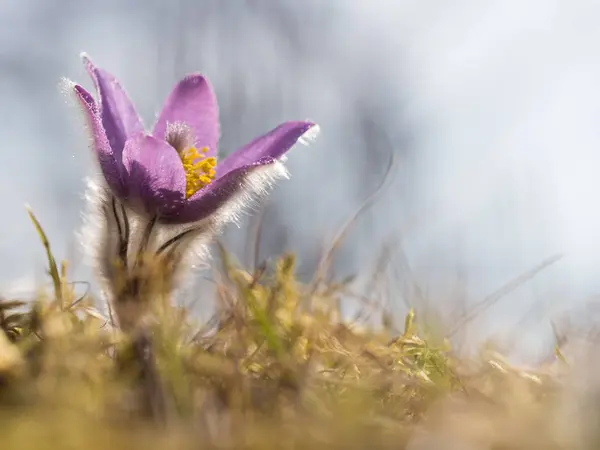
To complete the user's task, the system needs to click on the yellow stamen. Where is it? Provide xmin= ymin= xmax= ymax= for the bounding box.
xmin=179 ymin=146 xmax=217 ymax=198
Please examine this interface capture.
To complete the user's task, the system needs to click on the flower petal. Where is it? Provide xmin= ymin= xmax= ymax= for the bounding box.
xmin=82 ymin=53 xmax=144 ymax=157
xmin=216 ymin=121 xmax=317 ymax=176
xmin=72 ymin=83 xmax=127 ymax=197
xmin=161 ymin=158 xmax=283 ymax=224
xmin=152 ymin=74 xmax=220 ymax=158
xmin=121 ymin=135 xmax=187 ymax=217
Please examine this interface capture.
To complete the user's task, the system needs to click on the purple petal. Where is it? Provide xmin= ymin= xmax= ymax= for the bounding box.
xmin=72 ymin=83 xmax=127 ymax=197
xmin=216 ymin=121 xmax=316 ymax=176
xmin=82 ymin=54 xmax=144 ymax=157
xmin=160 ymin=158 xmax=277 ymax=224
xmin=152 ymin=74 xmax=220 ymax=158
xmin=121 ymin=135 xmax=187 ymax=217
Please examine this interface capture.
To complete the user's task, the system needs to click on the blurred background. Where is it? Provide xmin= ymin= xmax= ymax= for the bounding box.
xmin=2 ymin=0 xmax=600 ymax=359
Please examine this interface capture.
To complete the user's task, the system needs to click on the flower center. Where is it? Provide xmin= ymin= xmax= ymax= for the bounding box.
xmin=179 ymin=146 xmax=217 ymax=198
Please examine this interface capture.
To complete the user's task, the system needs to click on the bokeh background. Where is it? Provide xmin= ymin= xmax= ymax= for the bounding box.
xmin=3 ymin=0 xmax=600 ymax=359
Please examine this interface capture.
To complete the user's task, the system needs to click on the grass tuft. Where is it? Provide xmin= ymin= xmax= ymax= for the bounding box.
xmin=0 ymin=209 xmax=593 ymax=449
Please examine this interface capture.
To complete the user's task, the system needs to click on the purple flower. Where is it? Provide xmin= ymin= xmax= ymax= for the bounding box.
xmin=70 ymin=54 xmax=318 ymax=225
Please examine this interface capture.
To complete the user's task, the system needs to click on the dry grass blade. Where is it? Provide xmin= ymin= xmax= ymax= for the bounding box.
xmin=448 ymin=253 xmax=563 ymax=337
xmin=311 ymin=146 xmax=396 ymax=293
xmin=26 ymin=206 xmax=63 ymax=306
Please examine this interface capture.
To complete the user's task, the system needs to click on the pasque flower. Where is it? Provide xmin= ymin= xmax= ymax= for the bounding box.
xmin=64 ymin=54 xmax=319 ymax=333
xmin=71 ymin=54 xmax=318 ymax=225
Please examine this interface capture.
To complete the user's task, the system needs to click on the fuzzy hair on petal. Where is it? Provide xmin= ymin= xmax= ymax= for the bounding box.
xmin=61 ymin=78 xmax=114 ymax=187
xmin=297 ymin=122 xmax=320 ymax=146
xmin=208 ymin=160 xmax=290 ymax=231
xmin=60 ymin=77 xmax=96 ymax=144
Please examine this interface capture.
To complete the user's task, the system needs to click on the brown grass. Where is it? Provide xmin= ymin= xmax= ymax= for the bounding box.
xmin=0 ymin=209 xmax=596 ymax=449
